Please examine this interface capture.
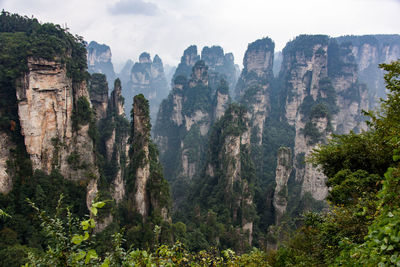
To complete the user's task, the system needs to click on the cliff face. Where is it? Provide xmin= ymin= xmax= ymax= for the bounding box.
xmin=173 ymin=45 xmax=200 ymax=81
xmin=273 ymin=147 xmax=292 ymax=224
xmin=0 ymin=132 xmax=15 ymax=194
xmin=192 ymin=104 xmax=255 ymax=247
xmin=16 ymin=58 xmax=97 ymax=182
xmin=278 ymin=35 xmax=370 ymax=205
xmin=126 ymin=94 xmax=170 ymax=221
xmin=281 ymin=36 xmax=331 ymax=201
xmin=123 ymin=52 xmax=169 ymax=122
xmin=102 ymin=79 xmax=129 ymax=204
xmin=89 ymin=73 xmax=109 ymax=120
xmin=336 ymin=35 xmax=400 ymax=105
xmin=201 ymin=46 xmax=240 ymax=96
xmin=118 ymin=59 xmax=134 ymax=89
xmin=237 ymin=38 xmax=275 ymax=145
xmin=87 ymin=41 xmax=116 ymax=88
xmin=154 ymin=59 xmax=230 ymax=203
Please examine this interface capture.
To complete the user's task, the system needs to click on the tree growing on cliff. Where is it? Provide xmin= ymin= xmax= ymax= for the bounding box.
xmin=272 ymin=61 xmax=400 ymax=266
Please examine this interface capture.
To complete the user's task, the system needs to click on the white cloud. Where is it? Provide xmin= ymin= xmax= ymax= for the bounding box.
xmin=1 ymin=0 xmax=399 ymax=69
xmin=108 ymin=0 xmax=159 ymax=16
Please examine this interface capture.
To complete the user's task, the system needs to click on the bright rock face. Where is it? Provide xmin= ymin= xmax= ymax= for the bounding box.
xmin=16 ymin=58 xmax=96 ymax=180
xmin=0 ymin=132 xmax=15 ymax=194
xmin=154 ymin=58 xmax=230 ymax=199
xmin=236 ymin=38 xmax=275 ymax=145
xmin=127 ymin=95 xmax=170 ymax=221
xmin=87 ymin=41 xmax=116 ymax=88
xmin=123 ymin=52 xmax=169 ymax=123
xmin=273 ymin=147 xmax=292 ymax=224
xmin=12 ymin=57 xmax=98 ymax=211
xmin=335 ymin=35 xmax=400 ymax=105
xmin=197 ymin=104 xmax=255 ymax=245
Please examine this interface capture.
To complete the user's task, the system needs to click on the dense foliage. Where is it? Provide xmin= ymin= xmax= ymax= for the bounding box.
xmin=271 ymin=60 xmax=400 ymax=266
xmin=0 ymin=12 xmax=90 ymax=266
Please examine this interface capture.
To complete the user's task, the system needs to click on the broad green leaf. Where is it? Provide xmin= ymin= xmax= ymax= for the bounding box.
xmin=90 ymin=207 xmax=98 ymax=216
xmin=93 ymin=201 xmax=106 ymax=208
xmin=72 ymin=234 xmax=84 ymax=245
xmin=81 ymin=220 xmax=90 ymax=230
xmin=74 ymin=250 xmax=86 ymax=261
xmin=89 ymin=218 xmax=96 ymax=228
xmin=83 ymin=231 xmax=89 ymax=241
xmin=85 ymin=249 xmax=98 ymax=264
xmin=100 ymin=257 xmax=110 ymax=267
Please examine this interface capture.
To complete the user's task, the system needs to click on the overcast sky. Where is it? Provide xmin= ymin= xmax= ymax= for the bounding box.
xmin=2 ymin=0 xmax=400 ymax=71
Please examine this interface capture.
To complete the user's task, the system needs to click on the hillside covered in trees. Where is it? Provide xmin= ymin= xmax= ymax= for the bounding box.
xmin=1 ymin=10 xmax=400 ymax=266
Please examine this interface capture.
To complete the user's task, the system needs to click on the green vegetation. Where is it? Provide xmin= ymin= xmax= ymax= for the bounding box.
xmin=271 ymin=61 xmax=400 ymax=266
xmin=72 ymin=96 xmax=93 ymax=130
xmin=22 ymin=198 xmax=272 ymax=266
xmin=283 ymin=35 xmax=329 ymax=58
xmin=89 ymin=73 xmax=109 ymax=95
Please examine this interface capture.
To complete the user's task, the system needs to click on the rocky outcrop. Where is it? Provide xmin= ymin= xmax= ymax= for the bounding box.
xmin=154 ymin=59 xmax=230 ymax=196
xmin=123 ymin=52 xmax=169 ymax=122
xmin=109 ymin=79 xmax=125 ymax=117
xmin=196 ymin=104 xmax=255 ymax=246
xmin=278 ymin=35 xmax=370 ymax=202
xmin=118 ymin=59 xmax=134 ymax=88
xmin=173 ymin=45 xmax=200 ymax=81
xmin=0 ymin=132 xmax=15 ymax=194
xmin=87 ymin=41 xmax=116 ymax=88
xmin=273 ymin=147 xmax=292 ymax=224
xmin=16 ymin=58 xmax=97 ymax=182
xmin=133 ymin=98 xmax=151 ymax=218
xmin=173 ymin=45 xmax=239 ymax=95
xmin=336 ymin=35 xmax=400 ymax=105
xmin=105 ymin=79 xmax=129 ymax=203
xmin=280 ymin=36 xmax=331 ymax=201
xmin=89 ymin=73 xmax=109 ymax=120
xmin=127 ymin=94 xmax=170 ymax=221
xmin=201 ymin=46 xmax=239 ymax=95
xmin=237 ymin=37 xmax=275 ymax=145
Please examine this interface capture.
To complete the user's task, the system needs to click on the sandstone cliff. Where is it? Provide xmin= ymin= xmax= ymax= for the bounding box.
xmin=273 ymin=147 xmax=292 ymax=224
xmin=278 ymin=35 xmax=369 ymax=205
xmin=123 ymin=52 xmax=169 ymax=122
xmin=89 ymin=73 xmax=109 ymax=120
xmin=201 ymin=46 xmax=239 ymax=96
xmin=16 ymin=58 xmax=98 ymax=182
xmin=154 ymin=59 xmax=230 ymax=204
xmin=126 ymin=94 xmax=170 ymax=221
xmin=336 ymin=34 xmax=400 ymax=105
xmin=192 ymin=104 xmax=255 ymax=247
xmin=236 ymin=38 xmax=275 ymax=145
xmin=0 ymin=132 xmax=15 ymax=194
xmin=173 ymin=45 xmax=200 ymax=82
xmin=87 ymin=41 xmax=116 ymax=88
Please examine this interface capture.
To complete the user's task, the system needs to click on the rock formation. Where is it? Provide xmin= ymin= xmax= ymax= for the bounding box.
xmin=89 ymin=73 xmax=109 ymax=120
xmin=201 ymin=46 xmax=239 ymax=96
xmin=0 ymin=132 xmax=15 ymax=194
xmin=123 ymin=52 xmax=169 ymax=122
xmin=273 ymin=147 xmax=292 ymax=224
xmin=236 ymin=37 xmax=275 ymax=145
xmin=126 ymin=94 xmax=170 ymax=221
xmin=191 ymin=104 xmax=255 ymax=247
xmin=87 ymin=41 xmax=116 ymax=88
xmin=154 ymin=60 xmax=230 ymax=204
xmin=16 ymin=58 xmax=98 ymax=183
xmin=173 ymin=45 xmax=200 ymax=81
xmin=118 ymin=59 xmax=134 ymax=88
xmin=336 ymin=35 xmax=400 ymax=105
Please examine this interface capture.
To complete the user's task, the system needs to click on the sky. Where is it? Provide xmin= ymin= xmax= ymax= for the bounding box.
xmin=2 ymin=0 xmax=400 ymax=71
